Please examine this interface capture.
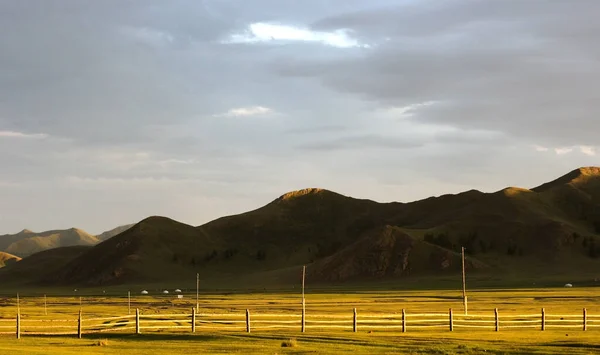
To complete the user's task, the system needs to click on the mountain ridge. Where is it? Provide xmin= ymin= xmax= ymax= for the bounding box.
xmin=0 ymin=224 xmax=134 ymax=257
xmin=2 ymin=166 xmax=600 ymax=286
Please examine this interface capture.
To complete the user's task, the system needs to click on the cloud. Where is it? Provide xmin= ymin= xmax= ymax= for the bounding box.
xmin=0 ymin=131 xmax=48 ymax=139
xmin=554 ymin=147 xmax=573 ymax=155
xmin=536 ymin=145 xmax=596 ymax=156
xmin=274 ymin=1 xmax=600 ymax=148
xmin=218 ymin=106 xmax=275 ymax=117
xmin=580 ymin=146 xmax=596 ymax=156
xmin=383 ymin=101 xmax=441 ymax=118
xmin=120 ymin=26 xmax=174 ymax=47
xmin=223 ymin=22 xmax=367 ymax=48
xmin=1 ymin=0 xmax=599 ymax=234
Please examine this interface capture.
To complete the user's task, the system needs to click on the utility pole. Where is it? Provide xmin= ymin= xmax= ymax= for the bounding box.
xmin=128 ymin=291 xmax=131 ymax=315
xmin=301 ymin=265 xmax=306 ymax=332
xmin=462 ymin=246 xmax=468 ymax=315
xmin=196 ymin=273 xmax=199 ymax=312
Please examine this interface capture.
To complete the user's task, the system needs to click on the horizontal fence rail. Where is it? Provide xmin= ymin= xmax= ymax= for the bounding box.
xmin=1 ymin=308 xmax=599 ymax=338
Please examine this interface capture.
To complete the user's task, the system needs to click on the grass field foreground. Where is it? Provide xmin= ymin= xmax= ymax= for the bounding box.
xmin=1 ymin=287 xmax=600 ymax=354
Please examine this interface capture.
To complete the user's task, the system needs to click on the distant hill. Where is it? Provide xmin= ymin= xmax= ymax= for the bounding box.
xmin=3 ymin=167 xmax=600 ymax=286
xmin=0 ymin=251 xmax=21 ymax=268
xmin=0 ymin=224 xmax=134 ymax=257
xmin=0 ymin=228 xmax=99 ymax=257
xmin=96 ymin=224 xmax=135 ymax=242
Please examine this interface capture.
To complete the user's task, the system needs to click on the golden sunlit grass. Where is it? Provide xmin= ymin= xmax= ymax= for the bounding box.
xmin=0 ymin=252 xmax=21 ymax=268
xmin=1 ymin=287 xmax=600 ymax=354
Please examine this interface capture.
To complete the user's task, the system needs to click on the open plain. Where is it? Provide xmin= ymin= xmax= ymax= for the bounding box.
xmin=1 ymin=287 xmax=600 ymax=354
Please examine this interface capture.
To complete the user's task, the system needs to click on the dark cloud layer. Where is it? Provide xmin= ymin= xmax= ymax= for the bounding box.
xmin=1 ymin=0 xmax=598 ymax=233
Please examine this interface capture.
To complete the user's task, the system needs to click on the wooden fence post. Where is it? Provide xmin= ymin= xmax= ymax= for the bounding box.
xmin=449 ymin=308 xmax=453 ymax=331
xmin=494 ymin=308 xmax=499 ymax=332
xmin=136 ymin=308 xmax=140 ymax=334
xmin=353 ymin=308 xmax=357 ymax=333
xmin=583 ymin=308 xmax=587 ymax=331
xmin=301 ymin=299 xmax=306 ymax=333
xmin=78 ymin=310 xmax=82 ymax=339
xmin=246 ymin=309 xmax=250 ymax=333
xmin=192 ymin=307 xmax=196 ymax=333
xmin=16 ymin=312 xmax=20 ymax=339
xmin=402 ymin=309 xmax=406 ymax=333
xmin=541 ymin=308 xmax=545 ymax=331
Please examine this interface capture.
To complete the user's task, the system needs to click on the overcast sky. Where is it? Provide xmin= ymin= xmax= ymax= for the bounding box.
xmin=1 ymin=0 xmax=599 ymax=234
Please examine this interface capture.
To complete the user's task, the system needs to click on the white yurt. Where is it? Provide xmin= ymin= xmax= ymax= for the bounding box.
xmin=564 ymin=283 xmax=573 ymax=288
xmin=141 ymin=290 xmax=149 ymax=295
xmin=163 ymin=290 xmax=169 ymax=294
xmin=174 ymin=289 xmax=182 ymax=293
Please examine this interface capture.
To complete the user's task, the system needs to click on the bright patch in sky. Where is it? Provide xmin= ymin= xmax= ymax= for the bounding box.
xmin=0 ymin=130 xmax=48 ymax=139
xmin=554 ymin=147 xmax=573 ymax=155
xmin=385 ymin=101 xmax=440 ymax=118
xmin=220 ymin=106 xmax=274 ymax=117
xmin=224 ymin=23 xmax=365 ymax=48
xmin=580 ymin=146 xmax=596 ymax=156
xmin=534 ymin=145 xmax=596 ymax=156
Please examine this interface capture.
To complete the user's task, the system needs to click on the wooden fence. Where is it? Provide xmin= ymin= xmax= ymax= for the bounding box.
xmin=1 ymin=308 xmax=599 ymax=338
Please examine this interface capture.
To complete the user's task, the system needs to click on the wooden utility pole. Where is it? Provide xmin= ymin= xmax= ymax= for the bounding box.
xmin=461 ymin=247 xmax=468 ymax=315
xmin=301 ymin=265 xmax=306 ymax=333
xmin=196 ymin=273 xmax=200 ymax=312
xmin=128 ymin=291 xmax=131 ymax=315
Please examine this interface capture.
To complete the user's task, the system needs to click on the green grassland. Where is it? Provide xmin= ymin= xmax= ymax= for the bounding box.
xmin=1 ymin=287 xmax=600 ymax=354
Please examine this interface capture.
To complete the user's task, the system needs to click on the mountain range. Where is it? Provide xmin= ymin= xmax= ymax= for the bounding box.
xmin=0 ymin=224 xmax=134 ymax=259
xmin=1 ymin=167 xmax=600 ymax=287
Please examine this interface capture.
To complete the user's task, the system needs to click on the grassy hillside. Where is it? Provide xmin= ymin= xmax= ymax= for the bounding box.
xmin=0 ymin=246 xmax=89 ymax=285
xmin=3 ymin=167 xmax=600 ymax=287
xmin=0 ymin=251 xmax=21 ymax=268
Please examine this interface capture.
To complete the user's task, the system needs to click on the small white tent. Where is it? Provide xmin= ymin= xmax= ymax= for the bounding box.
xmin=564 ymin=283 xmax=573 ymax=288
xmin=174 ymin=289 xmax=182 ymax=293
xmin=163 ymin=290 xmax=169 ymax=294
xmin=141 ymin=290 xmax=149 ymax=295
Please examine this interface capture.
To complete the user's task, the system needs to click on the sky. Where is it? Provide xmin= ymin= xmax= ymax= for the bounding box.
xmin=1 ymin=0 xmax=599 ymax=235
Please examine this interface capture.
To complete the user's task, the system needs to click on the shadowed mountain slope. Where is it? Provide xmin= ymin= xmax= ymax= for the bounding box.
xmin=0 ymin=246 xmax=89 ymax=284
xmin=3 ymin=167 xmax=600 ymax=286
